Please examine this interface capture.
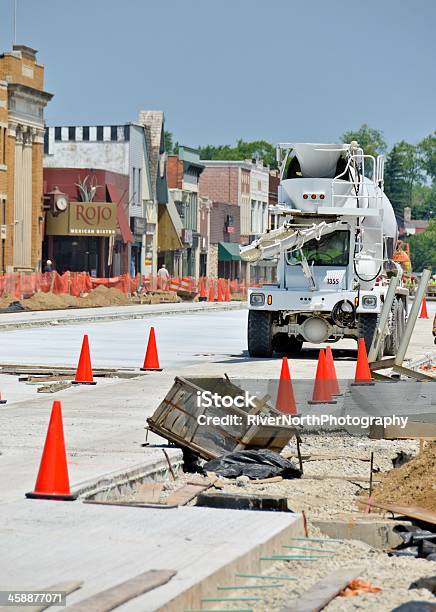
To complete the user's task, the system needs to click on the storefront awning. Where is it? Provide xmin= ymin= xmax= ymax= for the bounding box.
xmin=218 ymin=242 xmax=241 ymax=261
xmin=107 ymin=184 xmax=133 ymax=244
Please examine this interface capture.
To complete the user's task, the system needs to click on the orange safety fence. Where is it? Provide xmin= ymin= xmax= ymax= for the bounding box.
xmin=0 ymin=272 xmax=251 ymax=300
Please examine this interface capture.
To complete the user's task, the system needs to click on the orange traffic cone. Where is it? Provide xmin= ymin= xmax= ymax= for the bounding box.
xmin=199 ymin=278 xmax=207 ymax=302
xmin=325 ymin=345 xmax=341 ymax=396
xmin=353 ymin=338 xmax=374 ymax=385
xmin=26 ymin=401 xmax=76 ymax=500
xmin=308 ymin=349 xmax=336 ymax=404
xmin=208 ymin=281 xmax=215 ymax=302
xmin=419 ymin=297 xmax=429 ymax=319
xmin=141 ymin=327 xmax=162 ymax=371
xmin=0 ymin=390 xmax=6 ymax=404
xmin=224 ymin=281 xmax=231 ymax=302
xmin=217 ymin=280 xmax=224 ymax=302
xmin=72 ymin=334 xmax=96 ymax=385
xmin=276 ymin=357 xmax=297 ymax=415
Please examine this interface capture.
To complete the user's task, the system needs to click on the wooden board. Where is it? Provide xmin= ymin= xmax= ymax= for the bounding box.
xmin=133 ymin=482 xmax=164 ymax=503
xmin=280 ymin=567 xmax=362 ymax=612
xmin=370 ymin=422 xmax=436 ymax=440
xmin=358 ymin=498 xmax=436 ymax=525
xmin=65 ymin=569 xmax=176 ymax=611
xmin=0 ymin=581 xmax=83 ymax=612
xmin=164 ymin=482 xmax=210 ymax=506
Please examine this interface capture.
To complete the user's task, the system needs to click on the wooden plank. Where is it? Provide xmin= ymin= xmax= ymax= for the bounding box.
xmin=302 ymin=475 xmax=381 ymax=483
xmin=0 ymin=581 xmax=83 ymax=612
xmin=164 ymin=482 xmax=210 ymax=506
xmin=370 ymin=422 xmax=436 ymax=440
xmin=65 ymin=569 xmax=176 ymax=611
xmin=133 ymin=482 xmax=164 ymax=503
xmin=357 ymin=499 xmax=436 ymax=525
xmin=280 ymin=567 xmax=362 ymax=612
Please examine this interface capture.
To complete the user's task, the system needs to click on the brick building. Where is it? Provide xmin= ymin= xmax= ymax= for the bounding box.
xmin=0 ymin=45 xmax=52 ymax=273
xmin=199 ymin=159 xmax=270 ymax=281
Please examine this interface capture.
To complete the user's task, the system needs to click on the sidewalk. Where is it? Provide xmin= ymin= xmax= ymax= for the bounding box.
xmin=0 ymin=300 xmax=245 ymax=331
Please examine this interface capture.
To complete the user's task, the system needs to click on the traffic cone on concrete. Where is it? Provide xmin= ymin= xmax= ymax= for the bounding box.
xmin=141 ymin=327 xmax=162 ymax=371
xmin=217 ymin=280 xmax=224 ymax=302
xmin=308 ymin=349 xmax=336 ymax=404
xmin=419 ymin=297 xmax=429 ymax=319
xmin=26 ymin=401 xmax=77 ymax=500
xmin=0 ymin=390 xmax=6 ymax=404
xmin=208 ymin=281 xmax=215 ymax=302
xmin=325 ymin=345 xmax=341 ymax=396
xmin=72 ymin=334 xmax=96 ymax=385
xmin=353 ymin=338 xmax=374 ymax=385
xmin=224 ymin=281 xmax=231 ymax=302
xmin=276 ymin=357 xmax=297 ymax=415
xmin=199 ymin=278 xmax=207 ymax=302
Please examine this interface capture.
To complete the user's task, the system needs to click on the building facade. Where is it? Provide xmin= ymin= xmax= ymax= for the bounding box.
xmin=44 ymin=118 xmax=164 ymax=277
xmin=43 ymin=167 xmax=131 ymax=276
xmin=0 ymin=45 xmax=52 ymax=273
xmin=164 ymin=147 xmax=205 ymax=277
xmin=199 ymin=159 xmax=270 ymax=281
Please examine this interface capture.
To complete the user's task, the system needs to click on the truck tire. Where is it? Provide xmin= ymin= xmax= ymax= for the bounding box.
xmin=273 ymin=333 xmax=303 ymax=355
xmin=358 ymin=313 xmax=383 ymax=359
xmin=384 ymin=298 xmax=405 ymax=356
xmin=248 ymin=310 xmax=273 ymax=357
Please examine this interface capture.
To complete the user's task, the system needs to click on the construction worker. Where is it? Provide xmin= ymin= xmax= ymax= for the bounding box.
xmin=433 ymin=314 xmax=436 ymax=345
xmin=157 ymin=264 xmax=170 ymax=290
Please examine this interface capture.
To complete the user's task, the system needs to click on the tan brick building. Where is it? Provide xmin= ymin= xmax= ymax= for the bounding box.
xmin=0 ymin=45 xmax=52 ymax=273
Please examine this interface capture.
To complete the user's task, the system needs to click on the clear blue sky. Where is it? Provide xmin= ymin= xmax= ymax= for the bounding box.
xmin=1 ymin=0 xmax=434 ymax=148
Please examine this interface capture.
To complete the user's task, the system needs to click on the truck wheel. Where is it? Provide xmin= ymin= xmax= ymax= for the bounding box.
xmin=273 ymin=334 xmax=303 ymax=355
xmin=358 ymin=313 xmax=383 ymax=359
xmin=385 ymin=298 xmax=405 ymax=356
xmin=248 ymin=310 xmax=273 ymax=357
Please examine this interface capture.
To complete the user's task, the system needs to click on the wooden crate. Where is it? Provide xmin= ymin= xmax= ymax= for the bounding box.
xmin=147 ymin=376 xmax=295 ymax=460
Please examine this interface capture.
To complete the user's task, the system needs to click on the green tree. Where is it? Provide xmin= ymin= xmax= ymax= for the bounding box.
xmin=407 ymin=220 xmax=436 ymax=272
xmin=164 ymin=130 xmax=175 ymax=155
xmin=198 ymin=139 xmax=277 ymax=168
xmin=384 ymin=141 xmax=424 ymax=220
xmin=411 ymin=183 xmax=435 ymax=220
xmin=418 ymin=131 xmax=436 ymax=182
xmin=341 ymin=123 xmax=387 ymax=158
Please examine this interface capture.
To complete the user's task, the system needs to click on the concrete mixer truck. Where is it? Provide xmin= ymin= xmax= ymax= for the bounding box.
xmin=241 ymin=142 xmax=408 ymax=358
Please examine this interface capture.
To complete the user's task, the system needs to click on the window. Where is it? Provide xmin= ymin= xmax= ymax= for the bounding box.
xmin=123 ymin=124 xmax=130 ymax=140
xmin=54 ymin=127 xmax=61 ymax=141
xmin=111 ymin=126 xmax=118 ymax=141
xmin=137 ymin=168 xmax=141 ymax=203
xmin=82 ymin=126 xmax=90 ymax=141
xmin=96 ymin=126 xmax=104 ymax=141
xmin=289 ymin=231 xmax=350 ymax=266
xmin=68 ymin=127 xmax=75 ymax=141
xmin=43 ymin=129 xmax=49 ymax=155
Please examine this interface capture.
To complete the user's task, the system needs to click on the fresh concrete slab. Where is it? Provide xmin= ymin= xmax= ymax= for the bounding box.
xmin=0 ymin=300 xmax=245 ymax=331
xmin=0 ymin=501 xmax=302 ymax=612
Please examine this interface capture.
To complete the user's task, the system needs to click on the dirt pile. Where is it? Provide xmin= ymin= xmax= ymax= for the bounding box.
xmin=79 ymin=285 xmax=129 ymax=307
xmin=370 ymin=442 xmax=436 ymax=512
xmin=23 ymin=292 xmax=79 ymax=310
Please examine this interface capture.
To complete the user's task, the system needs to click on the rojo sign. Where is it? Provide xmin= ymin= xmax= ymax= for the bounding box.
xmin=46 ymin=202 xmax=117 ymax=236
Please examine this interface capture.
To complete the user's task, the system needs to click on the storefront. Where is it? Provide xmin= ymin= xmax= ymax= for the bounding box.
xmin=218 ymin=242 xmax=241 ymax=279
xmin=45 ymin=201 xmax=117 ymax=276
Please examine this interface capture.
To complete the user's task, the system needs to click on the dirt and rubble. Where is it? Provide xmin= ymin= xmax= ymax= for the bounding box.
xmin=369 ymin=442 xmax=436 ymax=512
xmin=0 ymin=286 xmax=180 ymax=311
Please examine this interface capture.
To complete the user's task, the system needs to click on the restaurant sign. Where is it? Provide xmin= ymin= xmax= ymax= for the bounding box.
xmin=46 ymin=202 xmax=117 ymax=237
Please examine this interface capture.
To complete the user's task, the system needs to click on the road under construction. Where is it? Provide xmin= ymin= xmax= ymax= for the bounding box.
xmin=0 ymin=299 xmax=435 ymax=611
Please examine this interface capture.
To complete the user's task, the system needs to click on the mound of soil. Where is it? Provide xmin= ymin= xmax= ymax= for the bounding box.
xmin=79 ymin=285 xmax=129 ymax=307
xmin=369 ymin=442 xmax=436 ymax=512
xmin=23 ymin=292 xmax=79 ymax=310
